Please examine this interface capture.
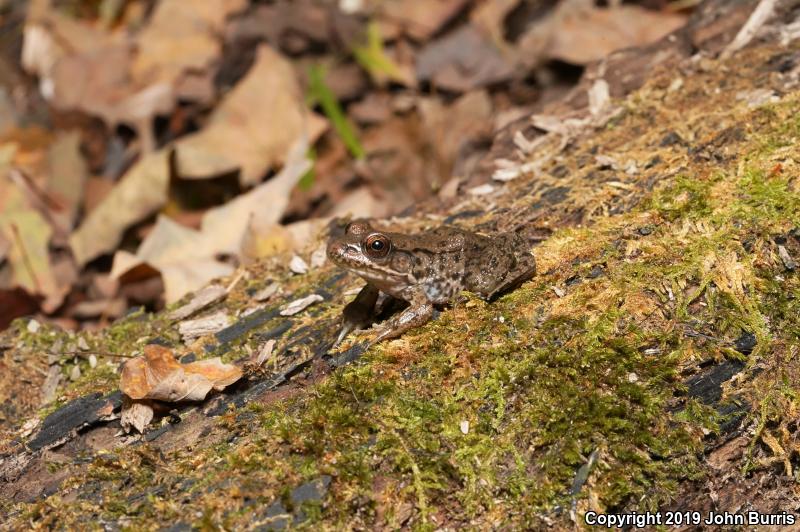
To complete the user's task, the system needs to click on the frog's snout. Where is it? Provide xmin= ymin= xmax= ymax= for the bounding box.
xmin=327 ymin=241 xmax=345 ymax=259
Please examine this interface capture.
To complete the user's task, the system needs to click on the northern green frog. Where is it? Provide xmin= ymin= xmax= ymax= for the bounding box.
xmin=327 ymin=220 xmax=536 ymax=345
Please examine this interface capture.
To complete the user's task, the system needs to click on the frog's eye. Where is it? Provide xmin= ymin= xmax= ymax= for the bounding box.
xmin=364 ymin=234 xmax=391 ymax=258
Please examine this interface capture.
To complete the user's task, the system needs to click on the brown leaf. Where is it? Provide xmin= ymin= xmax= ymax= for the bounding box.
xmin=0 ymin=176 xmax=61 ymax=307
xmin=69 ymin=150 xmax=171 ymax=266
xmin=71 ymin=44 xmax=322 ymax=266
xmin=0 ymin=231 xmax=8 ymax=263
xmin=349 ymin=92 xmax=393 ymax=125
xmin=46 ymin=131 xmax=87 ymax=233
xmin=226 ymin=2 xmax=332 ymax=53
xmin=380 ymin=0 xmax=468 ymax=41
xmin=131 ymin=0 xmax=247 ymax=86
xmin=109 ymin=143 xmax=310 ymax=303
xmin=416 ymin=25 xmax=514 ymax=92
xmin=175 ymin=45 xmax=327 ymax=186
xmin=240 ymin=222 xmax=295 ymax=264
xmin=120 ymin=399 xmax=154 ymax=434
xmin=109 ymin=215 xmax=234 ymax=303
xmin=120 ymin=344 xmax=242 ymax=403
xmin=418 ymin=90 xmax=493 ymax=179
xmin=518 ymin=1 xmax=688 ymax=67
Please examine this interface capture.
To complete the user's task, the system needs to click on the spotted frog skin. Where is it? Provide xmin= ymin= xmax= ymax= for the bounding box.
xmin=327 ymin=220 xmax=536 ymax=344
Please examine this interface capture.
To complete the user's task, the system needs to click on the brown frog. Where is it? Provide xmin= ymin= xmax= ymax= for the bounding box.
xmin=327 ymin=220 xmax=536 ymax=345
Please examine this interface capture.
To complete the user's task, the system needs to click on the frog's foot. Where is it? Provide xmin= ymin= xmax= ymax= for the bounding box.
xmin=368 ymin=302 xmax=434 ymax=346
xmin=334 ymin=284 xmax=380 ymax=347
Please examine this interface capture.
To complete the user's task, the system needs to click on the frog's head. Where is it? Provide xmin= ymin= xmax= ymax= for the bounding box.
xmin=327 ymin=220 xmax=414 ymax=287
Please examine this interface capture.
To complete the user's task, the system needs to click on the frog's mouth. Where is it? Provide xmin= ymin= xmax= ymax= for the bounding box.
xmin=329 ymin=242 xmax=414 ymax=285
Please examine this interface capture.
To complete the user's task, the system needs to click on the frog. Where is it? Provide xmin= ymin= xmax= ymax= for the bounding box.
xmin=326 ymin=219 xmax=536 ymax=345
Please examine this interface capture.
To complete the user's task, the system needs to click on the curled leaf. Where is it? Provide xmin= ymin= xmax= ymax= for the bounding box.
xmin=120 ymin=344 xmax=242 ymax=403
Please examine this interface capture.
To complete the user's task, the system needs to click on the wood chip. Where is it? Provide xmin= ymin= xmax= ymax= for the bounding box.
xmin=254 ymin=339 xmax=276 ymax=367
xmin=778 ymin=245 xmax=797 ymax=271
xmin=468 ymin=184 xmax=495 ymax=196
xmin=280 ymin=294 xmax=324 ymax=316
xmin=253 ymin=282 xmax=280 ymax=302
xmin=168 ymin=284 xmax=227 ymax=321
xmin=178 ymin=310 xmax=231 ymax=342
xmin=40 ymin=365 xmax=62 ymax=406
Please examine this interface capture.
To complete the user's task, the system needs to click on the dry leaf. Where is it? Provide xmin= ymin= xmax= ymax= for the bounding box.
xmin=418 ymin=90 xmax=492 ymax=178
xmin=518 ymin=1 xmax=687 ymax=66
xmin=109 ymin=143 xmax=310 ymax=303
xmin=280 ymin=293 xmax=324 ymax=316
xmin=132 ymin=0 xmax=247 ymax=86
xmin=199 ymin=141 xmax=312 ymax=255
xmin=110 ymin=215 xmax=234 ymax=303
xmin=69 ymin=150 xmax=171 ymax=266
xmin=120 ymin=344 xmax=242 ymax=403
xmin=46 ymin=131 xmax=87 ymax=233
xmin=227 ymin=2 xmax=332 ymax=52
xmin=240 ymin=222 xmax=295 ymax=264
xmin=416 ymin=25 xmax=513 ymax=92
xmin=175 ymin=45 xmax=326 ymax=186
xmin=470 ymin=0 xmax=519 ymax=45
xmin=0 ymin=176 xmax=63 ymax=310
xmin=0 ymin=232 xmax=9 ymax=263
xmin=70 ymin=44 xmax=323 ymax=267
xmin=380 ymin=0 xmax=468 ymax=41
xmin=120 ymin=399 xmax=154 ymax=434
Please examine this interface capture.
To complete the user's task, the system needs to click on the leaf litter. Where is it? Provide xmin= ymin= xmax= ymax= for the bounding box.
xmin=0 ymin=0 xmax=692 ymax=340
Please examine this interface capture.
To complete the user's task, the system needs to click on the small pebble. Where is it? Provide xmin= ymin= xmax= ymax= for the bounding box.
xmin=89 ymin=354 xmax=97 ymax=368
xmin=289 ymin=255 xmax=309 ymax=275
xmin=70 ymin=364 xmax=82 ymax=381
xmin=77 ymin=337 xmax=90 ymax=351
xmin=460 ymin=420 xmax=470 ymax=435
xmin=627 ymin=372 xmax=639 ymax=383
xmin=27 ymin=319 xmax=40 ymax=334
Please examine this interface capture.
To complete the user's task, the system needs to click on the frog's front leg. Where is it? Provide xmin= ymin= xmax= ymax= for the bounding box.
xmin=335 ymin=283 xmax=381 ymax=346
xmin=370 ymin=292 xmax=434 ymax=345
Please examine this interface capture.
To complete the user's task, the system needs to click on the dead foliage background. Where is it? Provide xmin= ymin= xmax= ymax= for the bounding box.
xmin=0 ymin=0 xmax=689 ymax=332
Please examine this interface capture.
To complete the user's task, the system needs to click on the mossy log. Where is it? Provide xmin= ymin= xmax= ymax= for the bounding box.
xmin=4 ymin=0 xmax=800 ymax=529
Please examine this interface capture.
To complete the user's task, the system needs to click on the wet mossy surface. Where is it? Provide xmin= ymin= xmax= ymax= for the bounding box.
xmin=3 ymin=41 xmax=800 ymax=529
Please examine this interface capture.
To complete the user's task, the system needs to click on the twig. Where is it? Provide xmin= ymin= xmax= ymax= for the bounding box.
xmin=721 ymin=0 xmax=779 ymax=59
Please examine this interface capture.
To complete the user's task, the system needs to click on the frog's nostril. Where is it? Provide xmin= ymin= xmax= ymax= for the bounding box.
xmin=327 ymin=242 xmax=344 ymax=256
